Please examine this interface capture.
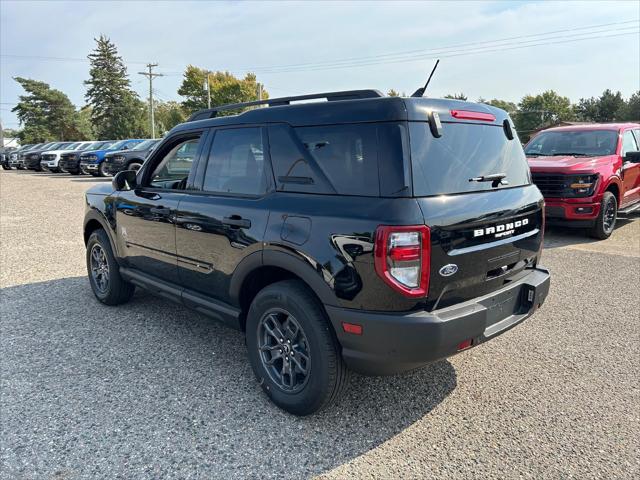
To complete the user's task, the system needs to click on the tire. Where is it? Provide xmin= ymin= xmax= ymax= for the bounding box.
xmin=70 ymin=169 xmax=80 ymax=175
xmin=86 ymin=229 xmax=135 ymax=305
xmin=128 ymin=161 xmax=143 ymax=172
xmin=97 ymin=162 xmax=110 ymax=177
xmin=246 ymin=280 xmax=349 ymax=416
xmin=2 ymin=165 xmax=11 ymax=170
xmin=590 ymin=191 xmax=617 ymax=240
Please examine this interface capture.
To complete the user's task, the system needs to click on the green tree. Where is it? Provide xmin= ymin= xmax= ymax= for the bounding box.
xmin=444 ymin=93 xmax=468 ymax=101
xmin=178 ymin=66 xmax=268 ymax=115
xmin=576 ymin=89 xmax=626 ymax=122
xmin=84 ymin=35 xmax=148 ymax=138
xmin=74 ymin=106 xmax=95 ymax=140
xmin=12 ymin=77 xmax=79 ymax=143
xmin=480 ymin=98 xmax=518 ymax=114
xmin=514 ymin=90 xmax=575 ymax=142
xmin=617 ymin=91 xmax=640 ymax=121
xmin=154 ymin=101 xmax=186 ymax=135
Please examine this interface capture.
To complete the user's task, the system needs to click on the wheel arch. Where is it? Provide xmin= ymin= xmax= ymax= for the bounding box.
xmin=230 ymin=249 xmax=339 ymax=331
xmin=604 ymin=179 xmax=621 ymax=205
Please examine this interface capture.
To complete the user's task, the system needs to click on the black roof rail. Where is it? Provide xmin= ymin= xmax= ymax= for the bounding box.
xmin=186 ymin=89 xmax=384 ymax=122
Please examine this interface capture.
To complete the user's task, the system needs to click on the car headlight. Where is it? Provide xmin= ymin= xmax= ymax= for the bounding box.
xmin=568 ymin=174 xmax=598 ymax=196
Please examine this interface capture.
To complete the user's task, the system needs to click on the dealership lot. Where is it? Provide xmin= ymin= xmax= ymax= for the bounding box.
xmin=1 ymin=170 xmax=638 ymax=479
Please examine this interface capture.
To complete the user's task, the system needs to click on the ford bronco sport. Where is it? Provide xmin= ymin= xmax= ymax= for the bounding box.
xmin=526 ymin=123 xmax=640 ymax=239
xmin=83 ymin=90 xmax=550 ymax=415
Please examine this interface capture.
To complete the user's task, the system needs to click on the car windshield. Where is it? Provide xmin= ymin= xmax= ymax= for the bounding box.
xmin=107 ymin=140 xmax=128 ymax=151
xmin=525 ymin=130 xmax=618 ymax=157
xmin=132 ymin=139 xmax=157 ymax=151
xmin=90 ymin=141 xmax=114 ymax=150
xmin=64 ymin=142 xmax=80 ymax=150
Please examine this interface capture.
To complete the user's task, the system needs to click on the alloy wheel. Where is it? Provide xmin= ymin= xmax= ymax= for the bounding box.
xmin=603 ymin=197 xmax=616 ymax=233
xmin=90 ymin=244 xmax=110 ymax=294
xmin=257 ymin=308 xmax=311 ymax=393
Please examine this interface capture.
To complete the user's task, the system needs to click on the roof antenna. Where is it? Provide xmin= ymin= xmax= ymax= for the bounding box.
xmin=411 ymin=59 xmax=440 ymax=98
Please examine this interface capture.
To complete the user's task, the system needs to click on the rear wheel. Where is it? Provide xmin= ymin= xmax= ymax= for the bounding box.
xmin=590 ymin=191 xmax=617 ymax=240
xmin=86 ymin=229 xmax=135 ymax=305
xmin=246 ymin=280 xmax=349 ymax=416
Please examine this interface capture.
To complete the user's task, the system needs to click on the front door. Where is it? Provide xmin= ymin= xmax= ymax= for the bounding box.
xmin=620 ymin=129 xmax=640 ymax=206
xmin=114 ymin=133 xmax=205 ymax=283
xmin=175 ymin=126 xmax=272 ymax=305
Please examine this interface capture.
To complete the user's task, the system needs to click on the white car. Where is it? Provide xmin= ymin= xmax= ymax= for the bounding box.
xmin=40 ymin=141 xmax=95 ymax=173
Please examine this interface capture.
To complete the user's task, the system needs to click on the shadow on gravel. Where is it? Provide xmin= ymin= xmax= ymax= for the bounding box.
xmin=1 ymin=277 xmax=456 ymax=479
xmin=543 ymin=213 xmax=637 ymax=249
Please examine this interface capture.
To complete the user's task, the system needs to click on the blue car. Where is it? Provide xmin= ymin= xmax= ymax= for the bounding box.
xmin=79 ymin=139 xmax=145 ymax=177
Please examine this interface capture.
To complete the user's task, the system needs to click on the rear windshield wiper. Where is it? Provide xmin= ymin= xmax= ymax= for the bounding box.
xmin=469 ymin=173 xmax=508 ymax=187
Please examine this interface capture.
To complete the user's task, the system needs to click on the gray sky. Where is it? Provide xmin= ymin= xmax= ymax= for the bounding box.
xmin=1 ymin=0 xmax=639 ymax=131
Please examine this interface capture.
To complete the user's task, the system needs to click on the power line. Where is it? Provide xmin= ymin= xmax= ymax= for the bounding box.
xmin=233 ymin=20 xmax=640 ymax=73
xmin=248 ymin=28 xmax=640 ymax=74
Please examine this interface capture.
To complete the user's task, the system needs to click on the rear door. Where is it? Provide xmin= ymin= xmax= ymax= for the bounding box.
xmin=409 ymin=120 xmax=544 ymax=310
xmin=174 ymin=126 xmax=272 ymax=306
xmin=620 ymin=128 xmax=640 ymax=206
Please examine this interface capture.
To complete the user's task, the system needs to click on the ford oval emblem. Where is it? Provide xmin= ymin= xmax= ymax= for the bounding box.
xmin=439 ymin=264 xmax=458 ymax=277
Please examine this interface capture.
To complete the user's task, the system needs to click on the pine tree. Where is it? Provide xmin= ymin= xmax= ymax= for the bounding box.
xmin=12 ymin=77 xmax=78 ymax=143
xmin=85 ymin=35 xmax=148 ymax=138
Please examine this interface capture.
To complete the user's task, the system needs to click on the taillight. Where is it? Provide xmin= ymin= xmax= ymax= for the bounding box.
xmin=374 ymin=225 xmax=430 ymax=298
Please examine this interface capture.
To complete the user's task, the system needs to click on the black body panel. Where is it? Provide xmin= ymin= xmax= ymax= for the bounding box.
xmin=83 ymin=93 xmax=550 ymax=376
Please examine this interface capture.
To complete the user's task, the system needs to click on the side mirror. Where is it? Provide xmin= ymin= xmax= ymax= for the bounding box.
xmin=112 ymin=170 xmax=137 ymax=191
xmin=624 ymin=151 xmax=640 ymax=163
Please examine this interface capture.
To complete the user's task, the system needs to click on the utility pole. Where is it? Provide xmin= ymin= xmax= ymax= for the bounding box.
xmin=138 ymin=63 xmax=164 ymax=139
xmin=0 ymin=118 xmax=4 ymax=149
xmin=204 ymin=71 xmax=211 ymax=109
xmin=257 ymin=83 xmax=263 ymax=101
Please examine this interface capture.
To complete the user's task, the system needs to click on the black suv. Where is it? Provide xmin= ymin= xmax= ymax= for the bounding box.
xmin=103 ymin=138 xmax=159 ymax=175
xmin=83 ymin=90 xmax=550 ymax=415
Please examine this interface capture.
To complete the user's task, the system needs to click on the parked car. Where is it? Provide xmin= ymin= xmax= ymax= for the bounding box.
xmin=24 ymin=142 xmax=72 ymax=171
xmin=526 ymin=123 xmax=640 ymax=239
xmin=84 ymin=90 xmax=550 ymax=415
xmin=60 ymin=141 xmax=113 ymax=175
xmin=103 ymin=139 xmax=159 ymax=175
xmin=1 ymin=147 xmax=18 ymax=170
xmin=80 ymin=139 xmax=145 ymax=177
xmin=9 ymin=143 xmax=39 ymax=170
xmin=41 ymin=141 xmax=94 ymax=173
xmin=15 ymin=143 xmax=45 ymax=169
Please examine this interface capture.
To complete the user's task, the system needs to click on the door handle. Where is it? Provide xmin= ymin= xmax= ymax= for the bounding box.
xmin=150 ymin=207 xmax=171 ymax=215
xmin=223 ymin=216 xmax=251 ymax=228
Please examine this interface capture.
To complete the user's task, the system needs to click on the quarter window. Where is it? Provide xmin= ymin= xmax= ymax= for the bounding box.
xmin=203 ymin=128 xmax=267 ymax=195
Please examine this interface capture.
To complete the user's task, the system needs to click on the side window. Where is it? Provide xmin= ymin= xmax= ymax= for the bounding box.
xmin=269 ymin=123 xmax=381 ymax=196
xmin=203 ymin=128 xmax=267 ymax=195
xmin=621 ymin=130 xmax=638 ymax=157
xmin=149 ymin=136 xmax=201 ymax=188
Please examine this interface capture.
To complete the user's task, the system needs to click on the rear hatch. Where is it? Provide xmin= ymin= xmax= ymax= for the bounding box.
xmin=407 ymin=103 xmax=544 ymax=310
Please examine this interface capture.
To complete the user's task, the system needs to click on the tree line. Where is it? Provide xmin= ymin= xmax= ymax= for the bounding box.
xmin=10 ymin=35 xmax=639 ymax=144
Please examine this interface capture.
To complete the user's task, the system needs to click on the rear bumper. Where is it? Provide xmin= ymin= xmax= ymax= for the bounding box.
xmin=543 ymin=197 xmax=600 ymax=226
xmin=326 ymin=266 xmax=550 ymax=375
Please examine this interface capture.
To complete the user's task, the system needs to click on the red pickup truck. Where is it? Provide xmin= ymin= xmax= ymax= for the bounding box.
xmin=525 ymin=123 xmax=640 ymax=239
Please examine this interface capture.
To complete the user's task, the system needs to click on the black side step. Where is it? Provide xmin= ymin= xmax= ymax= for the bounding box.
xmin=618 ymin=201 xmax=640 ymax=214
xmin=119 ymin=267 xmax=242 ymax=330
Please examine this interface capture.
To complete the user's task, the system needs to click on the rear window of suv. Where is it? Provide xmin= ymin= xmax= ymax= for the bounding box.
xmin=409 ymin=122 xmax=531 ymax=196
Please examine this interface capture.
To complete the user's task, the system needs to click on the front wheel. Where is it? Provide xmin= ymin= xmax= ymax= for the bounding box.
xmin=246 ymin=280 xmax=349 ymax=416
xmin=86 ymin=229 xmax=135 ymax=305
xmin=590 ymin=191 xmax=617 ymax=240
xmin=97 ymin=162 xmax=110 ymax=177
xmin=128 ymin=161 xmax=143 ymax=172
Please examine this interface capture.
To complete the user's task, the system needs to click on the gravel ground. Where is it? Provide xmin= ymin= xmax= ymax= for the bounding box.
xmin=1 ymin=170 xmax=639 ymax=479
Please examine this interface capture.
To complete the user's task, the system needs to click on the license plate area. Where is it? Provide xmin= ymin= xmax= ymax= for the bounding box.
xmin=482 ymin=286 xmax=522 ymax=327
